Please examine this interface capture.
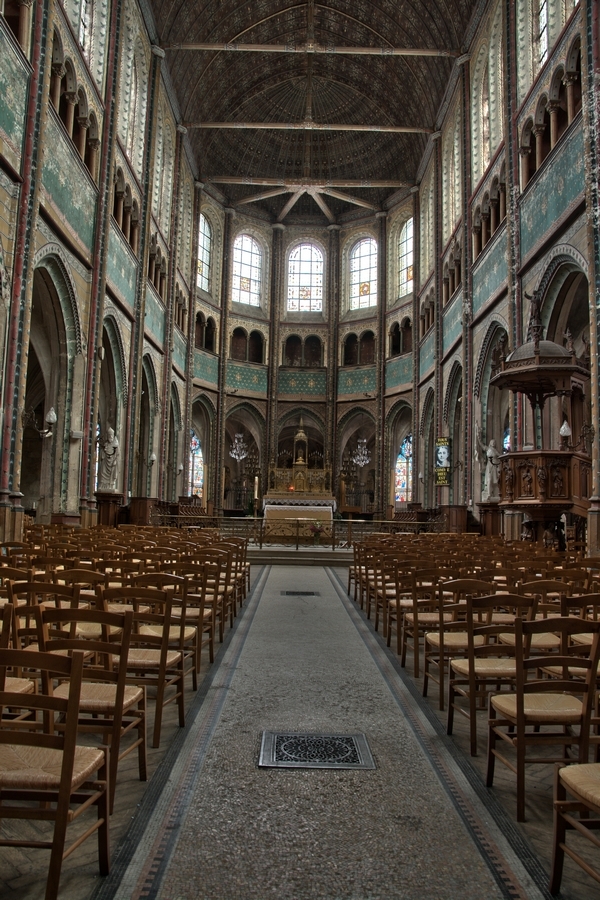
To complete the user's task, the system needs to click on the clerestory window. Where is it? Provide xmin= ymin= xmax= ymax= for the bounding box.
xmin=398 ymin=219 xmax=414 ymax=297
xmin=232 ymin=234 xmax=262 ymax=306
xmin=350 ymin=238 xmax=377 ymax=310
xmin=287 ymin=243 xmax=323 ymax=312
xmin=197 ymin=214 xmax=212 ymax=293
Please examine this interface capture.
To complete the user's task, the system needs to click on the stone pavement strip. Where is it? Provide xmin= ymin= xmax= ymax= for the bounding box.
xmin=94 ymin=565 xmax=551 ymax=900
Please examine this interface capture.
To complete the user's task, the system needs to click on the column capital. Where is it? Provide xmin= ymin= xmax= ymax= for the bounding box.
xmin=176 ymin=124 xmax=187 ymax=134
xmin=271 ymin=222 xmax=286 ymax=231
xmin=225 ymin=207 xmax=235 ymax=216
xmin=375 ymin=210 xmax=387 ymax=219
xmin=151 ymin=45 xmax=166 ymax=58
xmin=194 ymin=181 xmax=204 ymax=191
xmin=327 ymin=224 xmax=341 ymax=232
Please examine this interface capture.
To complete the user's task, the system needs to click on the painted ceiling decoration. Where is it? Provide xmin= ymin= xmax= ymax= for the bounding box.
xmin=152 ymin=0 xmax=478 ymax=222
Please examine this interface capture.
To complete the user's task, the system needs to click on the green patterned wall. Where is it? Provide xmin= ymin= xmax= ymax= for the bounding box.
xmin=419 ymin=331 xmax=435 ymax=379
xmin=42 ymin=116 xmax=97 ymax=251
xmin=520 ymin=124 xmax=584 ymax=259
xmin=385 ymin=355 xmax=412 ymax=389
xmin=443 ymin=290 xmax=464 ymax=351
xmin=194 ymin=349 xmax=219 ymax=384
xmin=107 ymin=223 xmax=137 ymax=308
xmin=144 ymin=287 xmax=165 ymax=346
xmin=0 ymin=24 xmax=28 ymax=164
xmin=472 ymin=232 xmax=508 ymax=315
xmin=337 ymin=367 xmax=376 ymax=395
xmin=173 ymin=329 xmax=186 ymax=372
xmin=278 ymin=370 xmax=326 ymax=395
xmin=226 ymin=361 xmax=268 ymax=393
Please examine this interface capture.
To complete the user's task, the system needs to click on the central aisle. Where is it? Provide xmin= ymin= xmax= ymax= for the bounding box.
xmin=100 ymin=566 xmax=549 ymax=900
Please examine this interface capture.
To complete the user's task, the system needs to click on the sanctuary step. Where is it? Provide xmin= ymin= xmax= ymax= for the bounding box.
xmin=247 ymin=545 xmax=352 ymax=567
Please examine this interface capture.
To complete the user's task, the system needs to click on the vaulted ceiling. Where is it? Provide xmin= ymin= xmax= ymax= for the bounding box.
xmin=152 ymin=0 xmax=480 ymax=223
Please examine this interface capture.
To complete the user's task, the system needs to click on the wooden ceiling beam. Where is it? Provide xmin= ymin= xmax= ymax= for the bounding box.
xmin=320 ymin=187 xmax=378 ymax=210
xmin=234 ymin=187 xmax=290 ymax=205
xmin=186 ymin=121 xmax=431 ymax=134
xmin=208 ymin=177 xmax=409 ymax=187
xmin=308 ymin=190 xmax=336 ymax=223
xmin=277 ymin=190 xmax=305 ymax=222
xmin=164 ymin=42 xmax=457 ymax=59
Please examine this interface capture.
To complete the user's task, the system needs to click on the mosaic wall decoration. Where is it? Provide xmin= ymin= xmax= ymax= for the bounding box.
xmin=520 ymin=124 xmax=584 ymax=260
xmin=0 ymin=24 xmax=27 ymax=167
xmin=385 ymin=355 xmax=412 ymax=389
xmin=472 ymin=232 xmax=508 ymax=315
xmin=194 ymin=349 xmax=219 ymax=384
xmin=337 ymin=366 xmax=376 ymax=395
xmin=419 ymin=331 xmax=435 ymax=379
xmin=226 ymin=361 xmax=268 ymax=393
xmin=278 ymin=370 xmax=326 ymax=395
xmin=106 ymin=222 xmax=137 ymax=309
xmin=144 ymin=286 xmax=165 ymax=346
xmin=42 ymin=116 xmax=97 ymax=251
xmin=443 ymin=289 xmax=464 ymax=351
xmin=173 ymin=329 xmax=186 ymax=372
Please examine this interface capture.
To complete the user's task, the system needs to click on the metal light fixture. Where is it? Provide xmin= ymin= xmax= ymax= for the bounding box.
xmin=149 ymin=452 xmax=157 ymax=467
xmin=22 ymin=405 xmax=57 ymax=438
xmin=351 ymin=436 xmax=371 ymax=468
xmin=229 ymin=432 xmax=248 ymax=462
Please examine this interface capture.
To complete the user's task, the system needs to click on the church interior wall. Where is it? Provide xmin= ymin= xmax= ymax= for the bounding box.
xmin=0 ymin=0 xmax=597 ymax=543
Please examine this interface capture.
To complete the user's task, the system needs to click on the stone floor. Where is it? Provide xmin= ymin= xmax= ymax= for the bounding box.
xmin=0 ymin=565 xmax=598 ymax=900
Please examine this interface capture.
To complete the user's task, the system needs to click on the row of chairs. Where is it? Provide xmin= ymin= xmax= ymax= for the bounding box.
xmin=349 ymin=534 xmax=600 ymax=893
xmin=0 ymin=525 xmax=250 ymax=900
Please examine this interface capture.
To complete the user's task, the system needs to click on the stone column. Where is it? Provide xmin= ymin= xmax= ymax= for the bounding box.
xmin=376 ymin=211 xmax=387 ymax=514
xmin=50 ymin=63 xmax=64 ymax=110
xmin=563 ymin=74 xmax=576 ymax=124
xmin=17 ymin=0 xmax=33 ymax=55
xmin=327 ymin=224 xmax=341 ymax=493
xmin=215 ymin=208 xmax=235 ymax=512
xmin=265 ymin=223 xmax=285 ymax=490
xmin=519 ymin=147 xmax=531 ymax=190
xmin=533 ymin=124 xmax=545 ymax=170
xmin=76 ymin=115 xmax=88 ymax=159
xmin=64 ymin=92 xmax=77 ymax=139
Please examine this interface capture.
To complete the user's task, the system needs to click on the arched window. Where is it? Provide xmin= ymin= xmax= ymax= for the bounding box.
xmin=350 ymin=238 xmax=377 ymax=309
xmin=538 ymin=0 xmax=549 ymax=68
xmin=126 ymin=56 xmax=138 ymax=160
xmin=189 ymin=430 xmax=203 ymax=498
xmin=79 ymin=0 xmax=93 ymax=58
xmin=248 ymin=330 xmax=264 ymax=364
xmin=230 ymin=327 xmax=247 ymax=360
xmin=197 ymin=213 xmax=212 ymax=293
xmin=287 ymin=243 xmax=323 ymax=312
xmin=395 ymin=434 xmax=413 ymax=503
xmin=398 ymin=219 xmax=413 ymax=297
xmin=481 ymin=64 xmax=491 ymax=172
xmin=232 ymin=234 xmax=262 ymax=306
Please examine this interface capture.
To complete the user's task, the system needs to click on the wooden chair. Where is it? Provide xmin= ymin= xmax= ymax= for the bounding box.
xmin=423 ymin=578 xmax=496 ymax=709
xmin=550 ymin=762 xmax=600 ymax=894
xmin=36 ymin=605 xmax=146 ymax=813
xmin=103 ymin=587 xmax=186 ymax=748
xmin=447 ymin=594 xmax=537 ymax=756
xmin=487 ymin=616 xmax=600 ymax=821
xmin=0 ymin=647 xmax=110 ymax=900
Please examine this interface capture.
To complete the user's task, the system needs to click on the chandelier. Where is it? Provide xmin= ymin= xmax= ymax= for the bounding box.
xmin=229 ymin=433 xmax=248 ymax=462
xmin=352 ymin=437 xmax=371 ymax=467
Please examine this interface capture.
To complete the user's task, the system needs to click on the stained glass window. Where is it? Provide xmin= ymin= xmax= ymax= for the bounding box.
xmin=398 ymin=219 xmax=414 ymax=297
xmin=538 ymin=0 xmax=548 ymax=66
xmin=189 ymin=430 xmax=204 ymax=497
xmin=232 ymin=234 xmax=261 ymax=306
xmin=395 ymin=434 xmax=413 ymax=503
xmin=197 ymin=214 xmax=212 ymax=293
xmin=350 ymin=238 xmax=377 ymax=309
xmin=288 ymin=243 xmax=323 ymax=311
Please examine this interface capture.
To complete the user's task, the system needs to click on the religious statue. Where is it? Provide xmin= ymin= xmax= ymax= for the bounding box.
xmin=97 ymin=427 xmax=120 ymax=491
xmin=475 ymin=423 xmax=500 ymax=501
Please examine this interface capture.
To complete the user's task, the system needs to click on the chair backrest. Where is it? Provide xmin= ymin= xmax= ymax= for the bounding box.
xmin=515 ymin=617 xmax=600 ymax=695
xmin=7 ymin=581 xmax=81 ymax=609
xmin=0 ymin=646 xmax=86 ymax=763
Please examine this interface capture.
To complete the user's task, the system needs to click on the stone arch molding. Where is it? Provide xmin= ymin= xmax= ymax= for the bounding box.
xmin=535 ymin=245 xmax=589 ymax=299
xmin=31 ymin=245 xmax=83 ymax=355
xmin=473 ymin=315 xmax=509 ymax=398
xmin=103 ymin=314 xmax=129 ymax=403
xmin=419 ymin=387 xmax=435 ymax=436
xmin=443 ymin=358 xmax=463 ymax=423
